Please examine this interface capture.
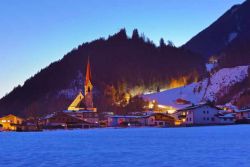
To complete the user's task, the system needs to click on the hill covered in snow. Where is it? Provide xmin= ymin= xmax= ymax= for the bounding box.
xmin=143 ymin=65 xmax=249 ymax=109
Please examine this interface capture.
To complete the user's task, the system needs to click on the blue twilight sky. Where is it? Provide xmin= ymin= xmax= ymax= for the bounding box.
xmin=0 ymin=0 xmax=245 ymax=98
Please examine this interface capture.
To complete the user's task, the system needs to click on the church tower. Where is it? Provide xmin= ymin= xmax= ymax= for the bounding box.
xmin=84 ymin=57 xmax=94 ymax=109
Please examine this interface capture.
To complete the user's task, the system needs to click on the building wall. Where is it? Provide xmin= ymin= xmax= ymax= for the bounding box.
xmin=184 ymin=105 xmax=219 ymax=125
xmin=236 ymin=112 xmax=250 ymax=120
xmin=66 ymin=112 xmax=99 ymax=124
xmin=0 ymin=115 xmax=23 ymax=131
xmin=108 ymin=117 xmax=151 ymax=127
xmin=219 ymin=117 xmax=235 ymax=124
xmin=146 ymin=116 xmax=155 ymax=126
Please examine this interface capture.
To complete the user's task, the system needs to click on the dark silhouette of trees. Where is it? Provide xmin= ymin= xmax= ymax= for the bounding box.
xmin=0 ymin=28 xmax=205 ymax=117
xmin=159 ymin=38 xmax=166 ymax=48
xmin=132 ymin=29 xmax=140 ymax=40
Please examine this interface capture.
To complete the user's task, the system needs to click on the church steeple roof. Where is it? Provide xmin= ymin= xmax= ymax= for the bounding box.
xmin=85 ymin=57 xmax=91 ymax=85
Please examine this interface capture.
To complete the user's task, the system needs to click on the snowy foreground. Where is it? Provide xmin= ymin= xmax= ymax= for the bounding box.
xmin=1 ymin=125 xmax=250 ymax=167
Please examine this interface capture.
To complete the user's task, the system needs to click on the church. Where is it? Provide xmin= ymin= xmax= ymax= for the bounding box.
xmin=64 ymin=58 xmax=99 ymax=124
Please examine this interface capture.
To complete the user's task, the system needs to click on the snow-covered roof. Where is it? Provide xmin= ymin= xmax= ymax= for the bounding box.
xmin=235 ymin=109 xmax=250 ymax=113
xmin=218 ymin=113 xmax=235 ymax=118
xmin=108 ymin=115 xmax=151 ymax=119
xmin=42 ymin=113 xmax=55 ymax=119
xmin=175 ymin=103 xmax=220 ymax=112
xmin=64 ymin=110 xmax=95 ymax=113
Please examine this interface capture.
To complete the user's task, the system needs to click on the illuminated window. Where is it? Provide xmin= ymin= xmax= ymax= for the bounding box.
xmin=1 ymin=120 xmax=6 ymax=123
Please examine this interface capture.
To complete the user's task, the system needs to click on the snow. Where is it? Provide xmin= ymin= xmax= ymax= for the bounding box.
xmin=143 ymin=82 xmax=205 ymax=109
xmin=58 ymin=87 xmax=81 ymax=99
xmin=143 ymin=66 xmax=249 ymax=108
xmin=57 ymin=71 xmax=84 ymax=99
xmin=228 ymin=32 xmax=238 ymax=43
xmin=206 ymin=63 xmax=216 ymax=72
xmin=205 ymin=65 xmax=248 ymax=101
xmin=1 ymin=126 xmax=250 ymax=167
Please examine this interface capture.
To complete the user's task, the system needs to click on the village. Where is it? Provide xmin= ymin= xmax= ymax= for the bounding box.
xmin=1 ymin=59 xmax=250 ymax=132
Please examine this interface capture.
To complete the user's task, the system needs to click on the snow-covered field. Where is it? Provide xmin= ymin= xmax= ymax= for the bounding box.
xmin=143 ymin=65 xmax=249 ymax=109
xmin=1 ymin=126 xmax=250 ymax=167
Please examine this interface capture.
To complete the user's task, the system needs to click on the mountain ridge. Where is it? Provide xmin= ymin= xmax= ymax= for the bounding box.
xmin=0 ymin=29 xmax=205 ymax=117
xmin=184 ymin=0 xmax=250 ymax=59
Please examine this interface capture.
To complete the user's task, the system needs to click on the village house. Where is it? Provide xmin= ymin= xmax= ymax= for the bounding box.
xmin=173 ymin=103 xmax=225 ymax=125
xmin=217 ymin=113 xmax=235 ymax=124
xmin=16 ymin=118 xmax=42 ymax=132
xmin=40 ymin=112 xmax=92 ymax=129
xmin=64 ymin=110 xmax=99 ymax=125
xmin=107 ymin=115 xmax=152 ymax=127
xmin=153 ymin=113 xmax=179 ymax=127
xmin=235 ymin=109 xmax=250 ymax=123
xmin=0 ymin=114 xmax=23 ymax=131
xmin=107 ymin=113 xmax=179 ymax=127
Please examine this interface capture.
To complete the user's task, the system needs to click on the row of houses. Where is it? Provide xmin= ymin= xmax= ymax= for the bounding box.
xmin=2 ymin=103 xmax=250 ymax=131
xmin=107 ymin=113 xmax=181 ymax=127
xmin=107 ymin=103 xmax=250 ymax=127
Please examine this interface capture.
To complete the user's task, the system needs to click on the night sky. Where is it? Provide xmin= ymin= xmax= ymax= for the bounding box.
xmin=0 ymin=0 xmax=245 ymax=98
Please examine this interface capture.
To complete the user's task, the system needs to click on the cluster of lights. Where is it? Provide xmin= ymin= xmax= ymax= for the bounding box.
xmin=1 ymin=120 xmax=11 ymax=123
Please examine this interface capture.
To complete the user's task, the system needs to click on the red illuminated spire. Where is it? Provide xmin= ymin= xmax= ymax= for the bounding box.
xmin=85 ymin=57 xmax=91 ymax=85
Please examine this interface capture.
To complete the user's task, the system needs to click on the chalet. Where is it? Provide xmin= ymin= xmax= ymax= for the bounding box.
xmin=16 ymin=118 xmax=41 ymax=132
xmin=173 ymin=103 xmax=222 ymax=125
xmin=107 ymin=115 xmax=153 ymax=127
xmin=153 ymin=113 xmax=179 ymax=127
xmin=40 ymin=112 xmax=92 ymax=129
xmin=107 ymin=113 xmax=179 ymax=127
xmin=64 ymin=110 xmax=99 ymax=125
xmin=217 ymin=113 xmax=235 ymax=124
xmin=0 ymin=114 xmax=23 ymax=131
xmin=235 ymin=109 xmax=250 ymax=123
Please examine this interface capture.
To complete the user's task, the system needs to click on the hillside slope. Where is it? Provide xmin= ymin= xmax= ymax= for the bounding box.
xmin=0 ymin=29 xmax=205 ymax=117
xmin=184 ymin=0 xmax=250 ymax=58
xmin=143 ymin=66 xmax=249 ymax=109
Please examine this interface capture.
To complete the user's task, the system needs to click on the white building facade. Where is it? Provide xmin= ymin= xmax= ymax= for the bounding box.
xmin=174 ymin=104 xmax=221 ymax=125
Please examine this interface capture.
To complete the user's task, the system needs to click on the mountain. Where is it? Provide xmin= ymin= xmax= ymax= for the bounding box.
xmin=143 ymin=65 xmax=250 ymax=109
xmin=0 ymin=29 xmax=205 ymax=117
xmin=184 ymin=0 xmax=250 ymax=59
xmin=219 ymin=30 xmax=250 ymax=68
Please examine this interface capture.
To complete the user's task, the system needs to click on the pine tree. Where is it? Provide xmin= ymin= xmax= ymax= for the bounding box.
xmin=159 ymin=38 xmax=166 ymax=47
xmin=132 ymin=29 xmax=139 ymax=40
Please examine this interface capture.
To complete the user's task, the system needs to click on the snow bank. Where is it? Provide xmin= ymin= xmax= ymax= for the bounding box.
xmin=143 ymin=66 xmax=249 ymax=108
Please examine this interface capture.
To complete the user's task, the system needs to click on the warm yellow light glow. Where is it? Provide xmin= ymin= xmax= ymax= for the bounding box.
xmin=167 ymin=109 xmax=176 ymax=114
xmin=148 ymin=102 xmax=154 ymax=109
xmin=175 ymin=120 xmax=182 ymax=126
xmin=148 ymin=100 xmax=177 ymax=114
